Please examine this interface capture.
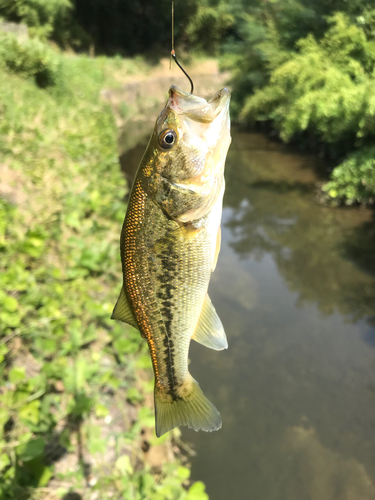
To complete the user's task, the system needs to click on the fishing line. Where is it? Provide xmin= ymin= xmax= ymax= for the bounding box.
xmin=170 ymin=0 xmax=194 ymax=94
xmin=172 ymin=0 xmax=174 ymax=55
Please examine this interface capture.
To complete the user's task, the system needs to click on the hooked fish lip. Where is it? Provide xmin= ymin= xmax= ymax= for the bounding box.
xmin=169 ymin=85 xmax=230 ymax=122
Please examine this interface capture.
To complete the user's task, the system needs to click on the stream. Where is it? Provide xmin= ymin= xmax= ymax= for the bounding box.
xmin=120 ymin=127 xmax=375 ymax=500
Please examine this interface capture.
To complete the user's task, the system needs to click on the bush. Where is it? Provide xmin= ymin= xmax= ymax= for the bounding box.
xmin=231 ymin=13 xmax=375 ymax=204
xmin=0 ymin=35 xmax=61 ymax=87
xmin=186 ymin=1 xmax=235 ymax=55
xmin=0 ymin=0 xmax=73 ymax=41
xmin=323 ymin=147 xmax=375 ymax=204
xmin=220 ymin=13 xmax=292 ymax=119
xmin=240 ymin=14 xmax=375 ymax=144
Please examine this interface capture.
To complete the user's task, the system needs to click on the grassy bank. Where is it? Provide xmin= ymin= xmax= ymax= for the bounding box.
xmin=0 ymin=49 xmax=208 ymax=499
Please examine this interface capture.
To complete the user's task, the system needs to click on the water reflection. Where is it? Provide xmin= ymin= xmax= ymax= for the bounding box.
xmin=185 ymin=131 xmax=375 ymax=500
xmin=224 ymin=131 xmax=375 ymax=323
xmin=275 ymin=424 xmax=375 ymax=499
xmin=344 ymin=216 xmax=375 ymax=277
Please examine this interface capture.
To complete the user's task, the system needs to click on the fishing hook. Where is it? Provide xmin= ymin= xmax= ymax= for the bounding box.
xmin=171 ymin=50 xmax=194 ymax=95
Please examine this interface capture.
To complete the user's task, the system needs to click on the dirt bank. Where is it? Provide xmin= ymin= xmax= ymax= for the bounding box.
xmin=102 ymin=58 xmax=230 ymax=130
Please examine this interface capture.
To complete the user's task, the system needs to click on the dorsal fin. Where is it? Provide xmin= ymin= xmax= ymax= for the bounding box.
xmin=111 ymin=286 xmax=139 ymax=332
xmin=192 ymin=295 xmax=227 ymax=350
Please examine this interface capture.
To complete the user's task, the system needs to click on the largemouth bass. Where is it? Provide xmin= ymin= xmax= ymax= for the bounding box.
xmin=112 ymin=85 xmax=231 ymax=437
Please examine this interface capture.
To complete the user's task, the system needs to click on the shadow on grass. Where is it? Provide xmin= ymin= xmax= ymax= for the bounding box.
xmin=62 ymin=493 xmax=82 ymax=500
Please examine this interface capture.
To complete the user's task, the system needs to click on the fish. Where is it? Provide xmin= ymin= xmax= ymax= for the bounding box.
xmin=112 ymin=85 xmax=231 ymax=437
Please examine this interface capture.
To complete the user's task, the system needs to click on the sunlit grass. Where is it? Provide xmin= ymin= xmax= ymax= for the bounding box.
xmin=0 ymin=52 xmax=208 ymax=499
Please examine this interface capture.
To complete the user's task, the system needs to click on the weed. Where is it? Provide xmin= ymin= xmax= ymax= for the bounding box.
xmin=0 ymin=53 xmax=208 ymax=499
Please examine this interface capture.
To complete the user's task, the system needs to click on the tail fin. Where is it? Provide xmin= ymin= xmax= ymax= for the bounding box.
xmin=154 ymin=376 xmax=222 ymax=438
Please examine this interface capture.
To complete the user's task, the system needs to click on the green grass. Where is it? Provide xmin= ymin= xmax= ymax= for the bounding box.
xmin=0 ymin=51 xmax=208 ymax=500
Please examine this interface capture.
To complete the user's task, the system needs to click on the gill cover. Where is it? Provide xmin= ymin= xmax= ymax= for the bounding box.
xmin=150 ymin=86 xmax=231 ymax=223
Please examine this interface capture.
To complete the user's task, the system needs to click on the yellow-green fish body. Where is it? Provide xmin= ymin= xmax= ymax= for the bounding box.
xmin=112 ymin=86 xmax=231 ymax=437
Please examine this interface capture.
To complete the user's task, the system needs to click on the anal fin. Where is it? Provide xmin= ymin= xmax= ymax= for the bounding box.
xmin=111 ymin=286 xmax=141 ymax=333
xmin=192 ymin=295 xmax=227 ymax=350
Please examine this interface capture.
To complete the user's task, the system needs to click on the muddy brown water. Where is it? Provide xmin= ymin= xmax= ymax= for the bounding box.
xmin=120 ymin=125 xmax=375 ymax=500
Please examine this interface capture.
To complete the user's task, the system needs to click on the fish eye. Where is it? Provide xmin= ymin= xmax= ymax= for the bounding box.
xmin=159 ymin=129 xmax=177 ymax=149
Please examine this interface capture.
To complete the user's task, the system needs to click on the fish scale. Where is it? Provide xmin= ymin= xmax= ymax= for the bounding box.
xmin=124 ymin=195 xmax=213 ymax=392
xmin=113 ymin=85 xmax=231 ymax=437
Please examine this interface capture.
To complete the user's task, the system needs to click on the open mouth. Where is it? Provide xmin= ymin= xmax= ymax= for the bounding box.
xmin=169 ymin=86 xmax=230 ymax=123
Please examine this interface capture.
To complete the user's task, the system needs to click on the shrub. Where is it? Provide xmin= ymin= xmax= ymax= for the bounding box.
xmin=0 ymin=0 xmax=73 ymax=41
xmin=323 ymin=147 xmax=375 ymax=204
xmin=240 ymin=14 xmax=375 ymax=143
xmin=186 ymin=1 xmax=235 ymax=55
xmin=0 ymin=35 xmax=61 ymax=87
xmin=226 ymin=11 xmax=375 ymax=204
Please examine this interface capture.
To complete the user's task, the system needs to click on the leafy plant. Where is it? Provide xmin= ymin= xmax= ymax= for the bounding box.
xmin=0 ymin=51 xmax=203 ymax=498
xmin=186 ymin=1 xmax=234 ymax=55
xmin=0 ymin=0 xmax=73 ymax=40
xmin=228 ymin=10 xmax=375 ymax=204
xmin=323 ymin=147 xmax=375 ymax=204
xmin=0 ymin=35 xmax=61 ymax=87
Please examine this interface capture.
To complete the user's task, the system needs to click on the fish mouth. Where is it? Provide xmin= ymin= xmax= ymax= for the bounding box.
xmin=169 ymin=85 xmax=230 ymax=123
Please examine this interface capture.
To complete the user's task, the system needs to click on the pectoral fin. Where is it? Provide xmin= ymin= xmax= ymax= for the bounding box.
xmin=111 ymin=286 xmax=141 ymax=333
xmin=212 ymin=225 xmax=221 ymax=272
xmin=192 ymin=295 xmax=227 ymax=350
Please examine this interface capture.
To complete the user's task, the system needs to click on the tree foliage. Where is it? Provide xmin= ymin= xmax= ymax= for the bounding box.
xmin=0 ymin=34 xmax=61 ymax=86
xmin=1 ymin=0 xmax=375 ymax=201
xmin=223 ymin=2 xmax=375 ymax=204
xmin=241 ymin=15 xmax=375 ymax=144
xmin=0 ymin=0 xmax=73 ymax=40
xmin=185 ymin=0 xmax=234 ymax=55
xmin=0 ymin=0 xmax=239 ymax=55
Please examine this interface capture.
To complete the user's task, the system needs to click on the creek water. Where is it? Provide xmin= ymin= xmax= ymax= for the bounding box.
xmin=120 ymin=128 xmax=375 ymax=500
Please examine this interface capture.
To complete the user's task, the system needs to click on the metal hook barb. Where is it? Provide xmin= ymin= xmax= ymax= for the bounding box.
xmin=171 ymin=50 xmax=194 ymax=95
